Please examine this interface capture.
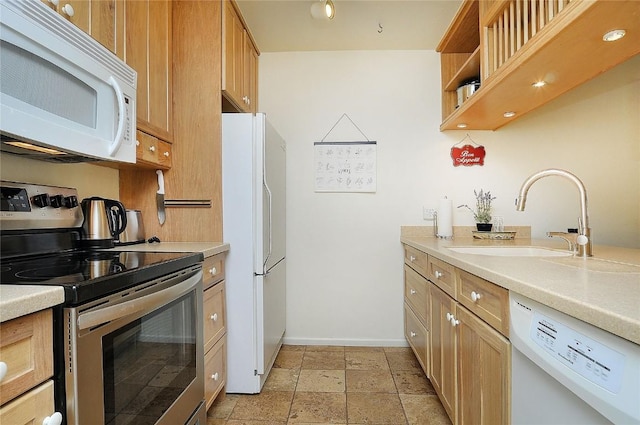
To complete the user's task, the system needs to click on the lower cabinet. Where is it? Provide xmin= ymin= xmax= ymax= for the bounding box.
xmin=0 ymin=380 xmax=55 ymax=424
xmin=202 ymin=253 xmax=227 ymax=410
xmin=403 ymin=244 xmax=511 ymax=425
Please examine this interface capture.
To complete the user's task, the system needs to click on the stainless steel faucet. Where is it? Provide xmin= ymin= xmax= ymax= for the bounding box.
xmin=515 ymin=169 xmax=592 ymax=257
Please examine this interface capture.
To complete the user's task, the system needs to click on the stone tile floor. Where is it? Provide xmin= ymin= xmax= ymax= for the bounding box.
xmin=207 ymin=345 xmax=451 ymax=424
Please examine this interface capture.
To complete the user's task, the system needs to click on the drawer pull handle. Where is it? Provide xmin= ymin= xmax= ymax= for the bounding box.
xmin=409 ymin=255 xmax=416 ymax=262
xmin=410 ymin=289 xmax=416 ymax=295
xmin=435 ymin=271 xmax=443 ymax=279
xmin=210 ymin=313 xmax=218 ymax=322
xmin=471 ymin=291 xmax=482 ymax=302
xmin=410 ymin=331 xmax=417 ymax=338
xmin=149 ymin=145 xmax=156 ymax=152
xmin=211 ymin=372 xmax=219 ymax=381
xmin=0 ymin=361 xmax=6 ymax=382
xmin=43 ymin=412 xmax=63 ymax=425
xmin=209 ymin=267 xmax=217 ymax=275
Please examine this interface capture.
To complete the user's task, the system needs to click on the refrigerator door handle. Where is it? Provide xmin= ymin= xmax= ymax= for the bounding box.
xmin=263 ymin=158 xmax=273 ymax=274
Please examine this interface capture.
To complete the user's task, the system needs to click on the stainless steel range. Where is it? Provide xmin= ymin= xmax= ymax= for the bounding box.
xmin=0 ymin=181 xmax=206 ymax=425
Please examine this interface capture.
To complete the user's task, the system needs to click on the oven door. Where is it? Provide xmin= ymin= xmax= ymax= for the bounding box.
xmin=64 ymin=267 xmax=204 ymax=425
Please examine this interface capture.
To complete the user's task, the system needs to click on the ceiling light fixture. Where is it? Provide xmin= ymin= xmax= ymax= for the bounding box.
xmin=602 ymin=29 xmax=626 ymax=42
xmin=503 ymin=111 xmax=516 ymax=118
xmin=311 ymin=0 xmax=335 ymax=20
xmin=456 ymin=123 xmax=468 ymax=129
xmin=532 ymin=81 xmax=546 ymax=88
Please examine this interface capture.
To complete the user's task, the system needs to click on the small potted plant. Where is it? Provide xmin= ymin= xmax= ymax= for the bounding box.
xmin=458 ymin=189 xmax=496 ymax=231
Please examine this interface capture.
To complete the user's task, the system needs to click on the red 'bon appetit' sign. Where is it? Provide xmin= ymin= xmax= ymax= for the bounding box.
xmin=451 ymin=144 xmax=486 ymax=167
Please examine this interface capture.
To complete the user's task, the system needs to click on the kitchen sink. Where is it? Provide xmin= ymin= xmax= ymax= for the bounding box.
xmin=447 ymin=246 xmax=573 ymax=257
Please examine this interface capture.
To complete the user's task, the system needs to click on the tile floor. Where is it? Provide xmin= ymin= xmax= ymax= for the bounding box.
xmin=207 ymin=345 xmax=451 ymax=425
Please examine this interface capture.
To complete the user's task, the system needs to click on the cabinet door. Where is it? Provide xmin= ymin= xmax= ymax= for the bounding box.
xmin=0 ymin=380 xmax=55 ymax=425
xmin=429 ymin=284 xmax=457 ymax=424
xmin=404 ymin=304 xmax=429 ymax=376
xmin=457 ymin=305 xmax=510 ymax=425
xmin=203 ymin=281 xmax=226 ymax=353
xmin=243 ymin=31 xmax=258 ymax=112
xmin=0 ymin=310 xmax=53 ymax=405
xmin=222 ymin=1 xmax=245 ymax=108
xmin=125 ymin=0 xmax=172 ymax=142
xmin=90 ymin=0 xmax=125 ymax=59
xmin=204 ymin=336 xmax=226 ymax=410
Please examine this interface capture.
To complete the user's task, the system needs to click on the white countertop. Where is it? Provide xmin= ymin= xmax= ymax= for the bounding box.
xmin=400 ymin=236 xmax=640 ymax=345
xmin=0 ymin=242 xmax=229 ymax=323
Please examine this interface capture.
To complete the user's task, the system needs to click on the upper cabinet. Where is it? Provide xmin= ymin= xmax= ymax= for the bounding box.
xmin=437 ymin=0 xmax=640 ymax=131
xmin=125 ymin=0 xmax=173 ymax=143
xmin=41 ymin=0 xmax=125 ymax=59
xmin=222 ymin=0 xmax=259 ymax=113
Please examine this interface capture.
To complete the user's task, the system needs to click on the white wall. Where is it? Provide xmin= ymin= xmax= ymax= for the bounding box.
xmin=258 ymin=50 xmax=640 ymax=346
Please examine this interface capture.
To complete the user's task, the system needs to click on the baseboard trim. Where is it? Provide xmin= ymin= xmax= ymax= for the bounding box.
xmin=282 ymin=337 xmax=409 ymax=348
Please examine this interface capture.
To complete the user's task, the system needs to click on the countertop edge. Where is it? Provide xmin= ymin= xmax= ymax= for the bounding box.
xmin=400 ymin=236 xmax=640 ymax=345
xmin=0 ymin=285 xmax=65 ymax=322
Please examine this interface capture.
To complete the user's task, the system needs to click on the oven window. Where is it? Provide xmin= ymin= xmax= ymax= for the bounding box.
xmin=102 ymin=292 xmax=197 ymax=425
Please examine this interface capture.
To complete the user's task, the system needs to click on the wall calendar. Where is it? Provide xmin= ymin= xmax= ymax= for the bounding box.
xmin=314 ymin=141 xmax=377 ymax=193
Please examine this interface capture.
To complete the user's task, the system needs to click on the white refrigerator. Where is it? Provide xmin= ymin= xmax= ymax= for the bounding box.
xmin=222 ymin=113 xmax=286 ymax=393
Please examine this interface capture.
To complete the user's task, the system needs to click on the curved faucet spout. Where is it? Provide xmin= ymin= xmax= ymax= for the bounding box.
xmin=515 ymin=168 xmax=592 ymax=257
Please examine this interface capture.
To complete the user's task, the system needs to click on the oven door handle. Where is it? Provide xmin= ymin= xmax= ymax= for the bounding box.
xmin=77 ymin=270 xmax=202 ymax=330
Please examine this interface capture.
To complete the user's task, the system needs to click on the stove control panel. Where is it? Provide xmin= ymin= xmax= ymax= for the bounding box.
xmin=0 ymin=181 xmax=82 ymax=230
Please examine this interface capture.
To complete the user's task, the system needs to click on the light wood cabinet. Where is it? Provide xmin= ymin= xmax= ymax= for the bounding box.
xmin=0 ymin=310 xmax=58 ymax=423
xmin=430 ymin=283 xmax=458 ymax=423
xmin=41 ymin=0 xmax=125 ymax=59
xmin=222 ymin=0 xmax=259 ymax=113
xmin=135 ymin=130 xmax=172 ymax=170
xmin=202 ymin=253 xmax=227 ymax=411
xmin=125 ymin=0 xmax=173 ymax=142
xmin=437 ymin=0 xmax=640 ymax=130
xmin=402 ymin=243 xmax=511 ymax=425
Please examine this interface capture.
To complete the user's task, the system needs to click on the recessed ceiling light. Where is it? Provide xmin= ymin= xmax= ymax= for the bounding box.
xmin=311 ymin=0 xmax=335 ymax=20
xmin=603 ymin=29 xmax=626 ymax=42
xmin=532 ymin=81 xmax=546 ymax=88
xmin=457 ymin=123 xmax=468 ymax=129
xmin=503 ymin=111 xmax=516 ymax=118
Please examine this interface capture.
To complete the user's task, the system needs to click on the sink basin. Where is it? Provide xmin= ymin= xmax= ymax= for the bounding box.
xmin=447 ymin=246 xmax=573 ymax=257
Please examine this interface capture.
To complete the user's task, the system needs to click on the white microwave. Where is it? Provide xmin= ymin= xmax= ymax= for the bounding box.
xmin=0 ymin=0 xmax=136 ymax=163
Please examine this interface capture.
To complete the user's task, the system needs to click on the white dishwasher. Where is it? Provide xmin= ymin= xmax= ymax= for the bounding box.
xmin=510 ymin=292 xmax=640 ymax=424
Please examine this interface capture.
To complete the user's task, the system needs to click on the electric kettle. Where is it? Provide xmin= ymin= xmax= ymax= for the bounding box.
xmin=80 ymin=197 xmax=127 ymax=248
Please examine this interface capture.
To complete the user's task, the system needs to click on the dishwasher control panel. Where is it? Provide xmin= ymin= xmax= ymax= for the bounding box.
xmin=531 ymin=311 xmax=624 ymax=393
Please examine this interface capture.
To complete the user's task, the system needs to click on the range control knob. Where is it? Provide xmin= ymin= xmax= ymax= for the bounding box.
xmin=50 ymin=195 xmax=64 ymax=208
xmin=32 ymin=193 xmax=51 ymax=208
xmin=64 ymin=195 xmax=79 ymax=208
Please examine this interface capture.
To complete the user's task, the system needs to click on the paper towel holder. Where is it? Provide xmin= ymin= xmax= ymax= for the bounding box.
xmin=435 ymin=196 xmax=454 ymax=240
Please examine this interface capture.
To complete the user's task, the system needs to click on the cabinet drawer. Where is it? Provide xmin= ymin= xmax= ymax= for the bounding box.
xmin=404 ymin=304 xmax=429 ymax=376
xmin=0 ymin=310 xmax=53 ymax=405
xmin=0 ymin=380 xmax=55 ymax=424
xmin=135 ymin=130 xmax=172 ymax=169
xmin=203 ymin=281 xmax=226 ymax=352
xmin=404 ymin=265 xmax=429 ymax=326
xmin=203 ymin=253 xmax=225 ymax=290
xmin=457 ymin=269 xmax=509 ymax=337
xmin=428 ymin=256 xmax=458 ymax=298
xmin=404 ymin=245 xmax=428 ymax=278
xmin=204 ymin=335 xmax=226 ymax=410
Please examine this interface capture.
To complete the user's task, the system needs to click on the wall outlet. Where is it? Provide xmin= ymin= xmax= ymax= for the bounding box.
xmin=423 ymin=207 xmax=436 ymax=220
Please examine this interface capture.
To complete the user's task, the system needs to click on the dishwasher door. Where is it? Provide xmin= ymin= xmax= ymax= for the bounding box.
xmin=509 ymin=292 xmax=640 ymax=424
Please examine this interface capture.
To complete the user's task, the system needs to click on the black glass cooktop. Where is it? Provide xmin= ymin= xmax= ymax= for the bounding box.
xmin=1 ymin=250 xmax=203 ymax=305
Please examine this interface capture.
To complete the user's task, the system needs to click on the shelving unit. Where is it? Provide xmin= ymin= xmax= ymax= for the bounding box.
xmin=437 ymin=0 xmax=640 ymax=131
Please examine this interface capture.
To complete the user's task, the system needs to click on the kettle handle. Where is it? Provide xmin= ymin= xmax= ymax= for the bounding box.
xmin=105 ymin=200 xmax=128 ymax=237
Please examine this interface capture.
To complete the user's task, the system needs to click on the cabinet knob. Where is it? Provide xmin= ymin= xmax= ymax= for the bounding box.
xmin=210 ymin=313 xmax=218 ymax=322
xmin=0 ymin=361 xmax=6 ymax=382
xmin=211 ymin=372 xmax=219 ymax=381
xmin=149 ymin=145 xmax=156 ymax=152
xmin=410 ymin=289 xmax=416 ymax=295
xmin=451 ymin=317 xmax=460 ymax=326
xmin=435 ymin=270 xmax=443 ymax=279
xmin=471 ymin=291 xmax=482 ymax=302
xmin=209 ymin=267 xmax=217 ymax=275
xmin=163 ymin=151 xmax=170 ymax=157
xmin=48 ymin=0 xmax=59 ymax=6
xmin=136 ymin=139 xmax=140 ymax=146
xmin=409 ymin=255 xmax=416 ymax=262
xmin=445 ymin=312 xmax=453 ymax=321
xmin=42 ymin=412 xmax=63 ymax=425
xmin=410 ymin=331 xmax=417 ymax=338
xmin=61 ymin=3 xmax=74 ymax=17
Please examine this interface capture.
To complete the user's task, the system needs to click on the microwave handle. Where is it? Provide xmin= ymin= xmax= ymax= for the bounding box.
xmin=108 ymin=76 xmax=126 ymax=156
xmin=77 ymin=270 xmax=202 ymax=330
